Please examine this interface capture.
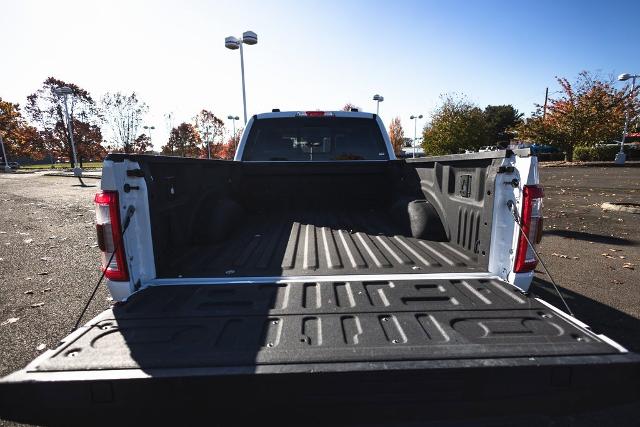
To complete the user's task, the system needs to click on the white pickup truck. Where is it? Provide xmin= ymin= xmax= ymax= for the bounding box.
xmin=1 ymin=111 xmax=638 ymax=426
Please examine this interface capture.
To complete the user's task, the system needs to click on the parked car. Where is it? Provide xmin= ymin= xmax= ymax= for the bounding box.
xmin=1 ymin=110 xmax=638 ymax=426
xmin=478 ymin=145 xmax=499 ymax=152
xmin=530 ymin=144 xmax=561 ymax=154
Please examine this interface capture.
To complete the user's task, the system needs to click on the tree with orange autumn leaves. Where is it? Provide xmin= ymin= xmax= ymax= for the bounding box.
xmin=388 ymin=117 xmax=405 ymax=155
xmin=0 ymin=98 xmax=43 ymax=161
xmin=516 ymin=71 xmax=639 ymax=161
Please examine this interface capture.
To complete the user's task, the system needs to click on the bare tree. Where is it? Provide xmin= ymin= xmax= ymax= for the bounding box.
xmin=341 ymin=102 xmax=360 ymax=112
xmin=101 ymin=92 xmax=148 ymax=153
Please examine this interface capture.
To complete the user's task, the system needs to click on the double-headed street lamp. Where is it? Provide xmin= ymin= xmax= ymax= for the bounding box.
xmin=53 ymin=86 xmax=82 ymax=177
xmin=143 ymin=125 xmax=155 ymax=144
xmin=225 ymin=31 xmax=258 ymax=125
xmin=227 ymin=115 xmax=240 ymax=136
xmin=410 ymin=114 xmax=423 ymax=158
xmin=373 ymin=94 xmax=384 ymax=115
xmin=616 ymin=73 xmax=639 ymax=165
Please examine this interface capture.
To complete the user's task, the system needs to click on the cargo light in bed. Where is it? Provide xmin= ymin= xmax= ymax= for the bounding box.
xmin=94 ymin=191 xmax=129 ymax=281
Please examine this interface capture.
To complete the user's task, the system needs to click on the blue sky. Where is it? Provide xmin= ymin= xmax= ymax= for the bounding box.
xmin=1 ymin=0 xmax=638 ymax=147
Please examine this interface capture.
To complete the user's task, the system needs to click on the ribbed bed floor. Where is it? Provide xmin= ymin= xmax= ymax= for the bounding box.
xmin=169 ymin=209 xmax=483 ymax=278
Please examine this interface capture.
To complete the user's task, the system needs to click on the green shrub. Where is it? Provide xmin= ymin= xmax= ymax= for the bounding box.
xmin=573 ymin=145 xmax=639 ymax=161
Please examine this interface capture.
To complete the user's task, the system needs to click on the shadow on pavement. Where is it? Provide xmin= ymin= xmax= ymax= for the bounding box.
xmin=531 ymin=277 xmax=640 ymax=352
xmin=543 ymin=229 xmax=636 ymax=246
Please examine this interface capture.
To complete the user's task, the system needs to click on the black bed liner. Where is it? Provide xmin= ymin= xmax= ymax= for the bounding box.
xmin=20 ymin=280 xmax=626 ymax=371
xmin=2 ymin=280 xmax=639 ymax=426
xmin=170 ymin=208 xmax=481 ymax=278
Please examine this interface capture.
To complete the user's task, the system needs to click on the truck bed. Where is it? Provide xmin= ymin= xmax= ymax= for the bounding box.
xmin=2 ymin=280 xmax=639 ymax=425
xmin=170 ymin=208 xmax=482 ymax=278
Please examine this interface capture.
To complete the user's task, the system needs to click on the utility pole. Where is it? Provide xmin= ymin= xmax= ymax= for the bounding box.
xmin=543 ymin=87 xmax=549 ymax=122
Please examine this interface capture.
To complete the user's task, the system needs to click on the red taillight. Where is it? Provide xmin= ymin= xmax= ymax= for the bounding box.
xmin=514 ymin=185 xmax=544 ymax=273
xmin=94 ymin=191 xmax=129 ymax=281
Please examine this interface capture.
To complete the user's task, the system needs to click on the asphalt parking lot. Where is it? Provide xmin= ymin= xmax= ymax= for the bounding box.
xmin=0 ymin=165 xmax=639 ymax=426
xmin=532 ymin=164 xmax=640 ymax=352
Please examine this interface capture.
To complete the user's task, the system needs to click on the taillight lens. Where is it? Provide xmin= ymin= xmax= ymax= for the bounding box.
xmin=514 ymin=185 xmax=544 ymax=273
xmin=94 ymin=191 xmax=129 ymax=281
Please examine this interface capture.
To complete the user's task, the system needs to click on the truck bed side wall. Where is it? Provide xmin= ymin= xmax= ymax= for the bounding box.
xmin=404 ymin=156 xmax=501 ymax=265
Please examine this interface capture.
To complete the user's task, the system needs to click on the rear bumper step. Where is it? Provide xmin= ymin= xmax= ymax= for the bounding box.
xmin=2 ymin=280 xmax=638 ymax=425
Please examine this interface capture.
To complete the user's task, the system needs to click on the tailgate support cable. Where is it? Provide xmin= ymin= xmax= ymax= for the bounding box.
xmin=507 ymin=200 xmax=575 ymax=317
xmin=71 ymin=206 xmax=136 ymax=332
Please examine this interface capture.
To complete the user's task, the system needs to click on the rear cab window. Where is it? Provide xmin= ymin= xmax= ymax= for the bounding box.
xmin=242 ymin=117 xmax=389 ymax=161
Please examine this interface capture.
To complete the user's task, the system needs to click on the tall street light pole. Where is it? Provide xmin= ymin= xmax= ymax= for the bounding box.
xmin=225 ymin=31 xmax=258 ymax=125
xmin=410 ymin=114 xmax=423 ymax=158
xmin=373 ymin=94 xmax=384 ymax=115
xmin=616 ymin=73 xmax=638 ymax=165
xmin=54 ymin=86 xmax=82 ymax=177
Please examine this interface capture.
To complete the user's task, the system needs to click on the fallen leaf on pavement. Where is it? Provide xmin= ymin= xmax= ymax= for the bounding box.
xmin=23 ymin=238 xmax=33 ymax=244
xmin=43 ymin=288 xmax=51 ymax=292
xmin=24 ymin=290 xmax=34 ymax=295
xmin=36 ymin=344 xmax=46 ymax=351
xmin=622 ymin=263 xmax=636 ymax=270
xmin=30 ymin=302 xmax=44 ymax=308
xmin=1 ymin=317 xmax=19 ymax=326
xmin=551 ymin=253 xmax=569 ymax=259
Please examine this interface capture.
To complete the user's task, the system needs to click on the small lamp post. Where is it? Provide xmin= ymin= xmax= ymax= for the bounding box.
xmin=0 ymin=133 xmax=11 ymax=173
xmin=143 ymin=125 xmax=155 ymax=145
xmin=409 ymin=114 xmax=423 ymax=158
xmin=228 ymin=115 xmax=240 ymax=155
xmin=616 ymin=73 xmax=639 ymax=165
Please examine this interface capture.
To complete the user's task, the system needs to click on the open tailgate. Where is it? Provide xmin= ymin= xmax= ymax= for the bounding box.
xmin=2 ymin=279 xmax=639 ymax=425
